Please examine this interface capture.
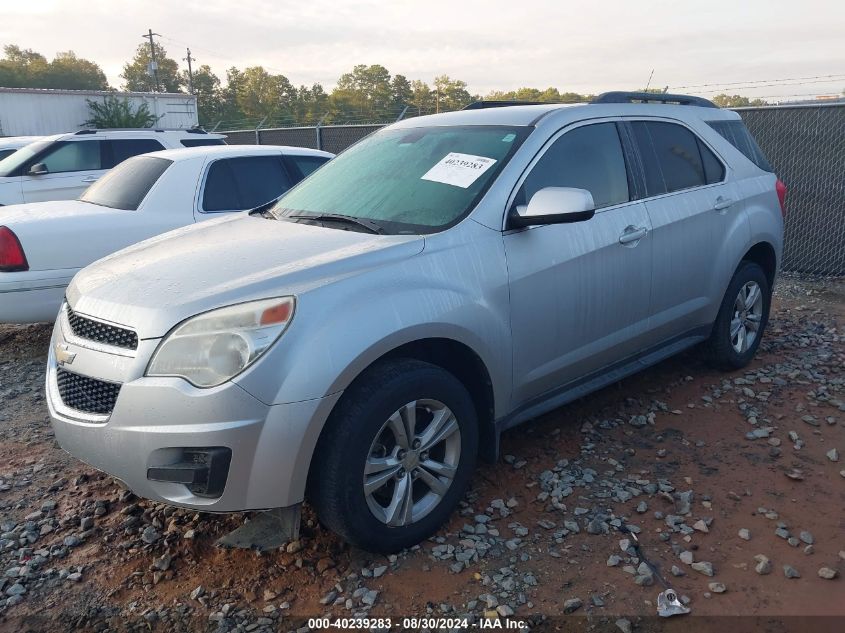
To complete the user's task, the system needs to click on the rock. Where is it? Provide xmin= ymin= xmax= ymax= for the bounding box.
xmin=775 ymin=527 xmax=790 ymax=539
xmin=67 ymin=572 xmax=82 ymax=582
xmin=563 ymin=598 xmax=582 ymax=614
xmin=183 ymin=529 xmax=195 ymax=539
xmin=671 ymin=565 xmax=685 ymax=577
xmin=738 ymin=528 xmax=751 ymax=541
xmin=140 ymin=526 xmax=160 ymax=544
xmin=80 ymin=517 xmax=94 ymax=531
xmin=615 ymin=619 xmax=632 ymax=633
xmin=5 ymin=583 xmax=25 ymax=596
xmin=152 ymin=553 xmax=171 ymax=571
xmin=634 ymin=574 xmax=654 ymax=586
xmin=636 ymin=501 xmax=648 ymax=514
xmin=320 ymin=590 xmax=338 ymax=605
xmin=316 ymin=558 xmax=336 ymax=574
xmin=607 ymin=554 xmax=621 ymax=567
xmin=783 ymin=565 xmax=801 ymax=579
xmin=692 ymin=519 xmax=709 ymax=533
xmin=826 ymin=448 xmax=839 ymax=462
xmin=361 ymin=590 xmax=379 ymax=607
xmin=708 ymin=582 xmax=726 ymax=593
xmin=691 ymin=561 xmax=714 ymax=576
xmin=285 ymin=539 xmax=303 ymax=554
xmin=263 ymin=589 xmax=278 ymax=602
xmin=591 ymin=594 xmax=605 ymax=607
xmin=496 ymin=605 xmax=514 ymax=617
xmin=799 ymin=531 xmax=814 ymax=545
xmin=680 ymin=551 xmax=694 ymax=565
xmin=818 ymin=567 xmax=837 ymax=579
xmin=189 ymin=585 xmax=204 ymax=600
xmin=754 ymin=555 xmax=772 ymax=575
xmin=373 ymin=565 xmax=388 ymax=578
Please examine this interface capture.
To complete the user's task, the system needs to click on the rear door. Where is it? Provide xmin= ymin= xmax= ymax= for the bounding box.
xmin=504 ymin=120 xmax=653 ymax=405
xmin=20 ymin=139 xmax=106 ymax=202
xmin=196 ymin=154 xmax=294 ymax=220
xmin=627 ymin=119 xmax=737 ymax=343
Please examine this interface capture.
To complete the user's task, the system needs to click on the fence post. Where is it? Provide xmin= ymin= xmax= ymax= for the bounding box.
xmin=315 ymin=113 xmax=329 ymax=151
xmin=254 ymin=115 xmax=268 ymax=145
xmin=395 ymin=106 xmax=409 ymax=122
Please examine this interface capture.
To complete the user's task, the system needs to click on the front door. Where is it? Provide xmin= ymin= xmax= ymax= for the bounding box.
xmin=21 ymin=139 xmax=106 ymax=202
xmin=504 ymin=121 xmax=653 ymax=406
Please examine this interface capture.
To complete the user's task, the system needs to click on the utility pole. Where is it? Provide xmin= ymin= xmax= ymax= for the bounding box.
xmin=183 ymin=48 xmax=195 ymax=94
xmin=143 ymin=28 xmax=161 ymax=92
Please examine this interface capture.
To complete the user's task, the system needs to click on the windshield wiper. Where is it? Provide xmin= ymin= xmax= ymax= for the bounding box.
xmin=286 ymin=213 xmax=386 ymax=235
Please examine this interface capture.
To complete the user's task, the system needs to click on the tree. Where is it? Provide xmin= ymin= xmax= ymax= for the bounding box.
xmin=46 ymin=51 xmax=108 ymax=90
xmin=121 ymin=43 xmax=182 ymax=93
xmin=433 ymin=75 xmax=473 ymax=112
xmin=84 ymin=96 xmax=160 ymax=128
xmin=712 ymin=93 xmax=767 ymax=107
xmin=409 ymin=80 xmax=434 ymax=115
xmin=391 ymin=74 xmax=413 ymax=111
xmin=333 ymin=64 xmax=395 ymax=120
xmin=234 ymin=66 xmax=297 ymax=122
xmin=0 ymin=45 xmax=109 ymax=90
xmin=186 ymin=64 xmax=223 ymax=125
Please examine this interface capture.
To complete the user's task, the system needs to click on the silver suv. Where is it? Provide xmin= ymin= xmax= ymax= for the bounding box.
xmin=46 ymin=92 xmax=784 ymax=552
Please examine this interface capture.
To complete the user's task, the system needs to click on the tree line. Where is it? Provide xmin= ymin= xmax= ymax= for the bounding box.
xmin=1 ymin=42 xmax=775 ymax=129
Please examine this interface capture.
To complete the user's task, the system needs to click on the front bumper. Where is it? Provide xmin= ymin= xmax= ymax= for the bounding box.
xmin=46 ymin=308 xmax=341 ymax=511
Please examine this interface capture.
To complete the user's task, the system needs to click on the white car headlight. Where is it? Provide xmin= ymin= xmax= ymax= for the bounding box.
xmin=146 ymin=297 xmax=295 ymax=388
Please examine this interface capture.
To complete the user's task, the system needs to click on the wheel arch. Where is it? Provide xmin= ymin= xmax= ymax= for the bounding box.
xmin=741 ymin=241 xmax=778 ymax=289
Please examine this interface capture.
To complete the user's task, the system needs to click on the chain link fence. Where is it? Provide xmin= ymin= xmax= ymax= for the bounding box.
xmin=223 ymin=103 xmax=845 ymax=277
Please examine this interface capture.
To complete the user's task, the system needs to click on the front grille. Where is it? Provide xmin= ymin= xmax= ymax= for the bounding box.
xmin=55 ymin=367 xmax=121 ymax=415
xmin=66 ymin=305 xmax=138 ymax=350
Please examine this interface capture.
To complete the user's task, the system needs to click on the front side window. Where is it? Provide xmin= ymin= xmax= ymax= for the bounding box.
xmin=79 ymin=156 xmax=172 ymax=210
xmin=107 ymin=139 xmax=166 ymax=167
xmin=514 ymin=122 xmax=630 ymax=210
xmin=35 ymin=140 xmax=103 ymax=174
xmin=271 ymin=125 xmax=530 ymax=234
xmin=632 ymin=121 xmax=707 ymax=195
xmin=203 ymin=156 xmax=292 ymax=212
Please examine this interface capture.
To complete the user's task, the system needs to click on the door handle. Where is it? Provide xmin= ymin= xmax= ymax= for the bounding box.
xmin=81 ymin=176 xmax=99 ymax=183
xmin=713 ymin=196 xmax=734 ymax=211
xmin=619 ymin=225 xmax=648 ymax=245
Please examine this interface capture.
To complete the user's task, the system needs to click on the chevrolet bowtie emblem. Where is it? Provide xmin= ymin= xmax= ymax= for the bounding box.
xmin=55 ymin=343 xmax=76 ymax=366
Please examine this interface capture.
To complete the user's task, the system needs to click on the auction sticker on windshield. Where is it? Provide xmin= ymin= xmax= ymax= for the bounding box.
xmin=421 ymin=152 xmax=497 ymax=188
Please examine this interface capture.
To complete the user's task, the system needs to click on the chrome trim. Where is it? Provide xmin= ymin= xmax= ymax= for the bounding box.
xmin=60 ymin=302 xmax=137 ymax=358
xmin=46 ymin=347 xmax=110 ymax=425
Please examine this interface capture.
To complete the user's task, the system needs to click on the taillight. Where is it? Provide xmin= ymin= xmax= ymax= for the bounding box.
xmin=0 ymin=226 xmax=28 ymax=272
xmin=775 ymin=178 xmax=787 ymax=217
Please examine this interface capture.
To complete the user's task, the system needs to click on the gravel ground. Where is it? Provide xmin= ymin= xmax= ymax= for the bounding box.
xmin=0 ymin=277 xmax=843 ymax=632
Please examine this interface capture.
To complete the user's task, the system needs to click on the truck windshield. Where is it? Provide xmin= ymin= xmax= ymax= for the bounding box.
xmin=0 ymin=140 xmax=52 ymax=177
xmin=271 ymin=125 xmax=530 ymax=234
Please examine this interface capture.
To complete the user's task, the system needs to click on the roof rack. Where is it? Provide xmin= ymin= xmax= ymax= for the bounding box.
xmin=591 ymin=91 xmax=717 ymax=108
xmin=73 ymin=126 xmax=211 ymax=134
xmin=462 ymin=100 xmax=546 ymax=110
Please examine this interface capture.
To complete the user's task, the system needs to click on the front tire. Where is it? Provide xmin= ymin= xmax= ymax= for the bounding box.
xmin=309 ymin=358 xmax=478 ymax=553
xmin=705 ymin=261 xmax=771 ymax=370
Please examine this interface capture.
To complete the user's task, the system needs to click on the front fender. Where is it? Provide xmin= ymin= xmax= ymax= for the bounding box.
xmin=233 ymin=220 xmax=513 ymax=415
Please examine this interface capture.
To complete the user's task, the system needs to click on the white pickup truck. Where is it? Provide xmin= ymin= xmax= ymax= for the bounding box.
xmin=0 ymin=144 xmax=332 ymax=322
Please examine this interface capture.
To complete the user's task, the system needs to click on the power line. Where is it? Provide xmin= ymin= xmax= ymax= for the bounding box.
xmin=670 ymin=73 xmax=845 ymax=90
xmin=692 ymin=78 xmax=845 ymax=95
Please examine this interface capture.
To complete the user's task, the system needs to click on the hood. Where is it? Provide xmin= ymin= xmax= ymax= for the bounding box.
xmin=67 ymin=214 xmax=424 ymax=339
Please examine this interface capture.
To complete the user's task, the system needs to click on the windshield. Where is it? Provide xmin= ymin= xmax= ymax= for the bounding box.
xmin=0 ymin=139 xmax=52 ymax=177
xmin=79 ymin=156 xmax=172 ymax=210
xmin=271 ymin=125 xmax=529 ymax=234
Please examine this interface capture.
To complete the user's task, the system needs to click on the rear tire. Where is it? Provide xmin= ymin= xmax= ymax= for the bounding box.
xmin=705 ymin=261 xmax=771 ymax=370
xmin=309 ymin=358 xmax=478 ymax=553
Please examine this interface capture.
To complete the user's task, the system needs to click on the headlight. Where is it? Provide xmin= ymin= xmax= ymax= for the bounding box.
xmin=146 ymin=297 xmax=295 ymax=388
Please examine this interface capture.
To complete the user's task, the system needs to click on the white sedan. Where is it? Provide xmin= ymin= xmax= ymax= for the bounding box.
xmin=0 ymin=136 xmax=42 ymax=161
xmin=0 ymin=145 xmax=333 ymax=323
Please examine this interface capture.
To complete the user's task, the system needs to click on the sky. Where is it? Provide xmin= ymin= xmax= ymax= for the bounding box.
xmin=3 ymin=0 xmax=844 ymax=100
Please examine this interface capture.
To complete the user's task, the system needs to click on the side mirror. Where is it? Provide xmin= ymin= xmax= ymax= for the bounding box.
xmin=28 ymin=163 xmax=48 ymax=176
xmin=510 ymin=187 xmax=596 ymax=228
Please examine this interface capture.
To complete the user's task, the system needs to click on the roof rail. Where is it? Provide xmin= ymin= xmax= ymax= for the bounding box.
xmin=591 ymin=91 xmax=717 ymax=108
xmin=462 ymin=100 xmax=546 ymax=110
xmin=74 ymin=127 xmax=212 ymax=134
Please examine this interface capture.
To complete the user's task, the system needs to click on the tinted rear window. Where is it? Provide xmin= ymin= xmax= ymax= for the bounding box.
xmin=632 ymin=121 xmax=706 ymax=195
xmin=107 ymin=139 xmax=166 ymax=167
xmin=79 ymin=156 xmax=172 ymax=210
xmin=706 ymin=120 xmax=773 ymax=172
xmin=181 ymin=138 xmax=227 ymax=147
